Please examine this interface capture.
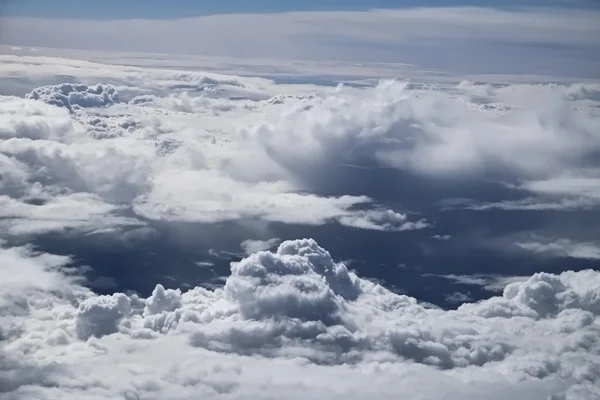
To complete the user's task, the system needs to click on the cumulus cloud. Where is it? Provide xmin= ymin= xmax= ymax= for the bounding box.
xmin=0 ymin=26 xmax=599 ymax=400
xmin=0 ymin=54 xmax=598 ymax=282
xmin=26 ymin=83 xmax=120 ymax=111
xmin=1 ymin=238 xmax=599 ymax=399
xmin=238 ymin=80 xmax=600 ymax=186
xmin=1 ymin=62 xmax=440 ymax=238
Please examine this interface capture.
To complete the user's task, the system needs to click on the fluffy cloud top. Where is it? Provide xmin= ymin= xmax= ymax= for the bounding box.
xmin=0 ymin=54 xmax=598 ymax=254
xmin=1 ymin=62 xmax=445 ymax=236
xmin=1 ymin=52 xmax=600 ymax=399
xmin=1 ymin=239 xmax=599 ymax=399
xmin=27 ymin=83 xmax=120 ymax=111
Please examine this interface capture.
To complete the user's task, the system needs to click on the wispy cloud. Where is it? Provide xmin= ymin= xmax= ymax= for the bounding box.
xmin=516 ymin=237 xmax=600 ymax=260
xmin=425 ymin=273 xmax=530 ymax=292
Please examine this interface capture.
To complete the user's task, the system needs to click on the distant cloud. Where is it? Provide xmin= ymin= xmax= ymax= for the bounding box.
xmin=240 ymin=238 xmax=281 ymax=255
xmin=432 ymin=234 xmax=451 ymax=240
xmin=450 ymin=175 xmax=600 ymax=212
xmin=1 ymin=7 xmax=599 ymax=77
xmin=27 ymin=83 xmax=120 ymax=111
xmin=426 ymin=273 xmax=530 ymax=292
xmin=445 ymin=291 xmax=473 ymax=304
xmin=516 ymin=237 xmax=600 ymax=260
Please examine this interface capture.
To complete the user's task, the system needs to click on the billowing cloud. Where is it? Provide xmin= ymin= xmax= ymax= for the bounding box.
xmin=1 ymin=69 xmax=438 ymax=237
xmin=1 ymin=46 xmax=600 ymax=400
xmin=27 ymin=83 xmax=120 ymax=111
xmin=1 ymin=239 xmax=599 ymax=399
xmin=0 ymin=54 xmax=598 ymax=262
xmin=238 ymin=80 xmax=600 ymax=183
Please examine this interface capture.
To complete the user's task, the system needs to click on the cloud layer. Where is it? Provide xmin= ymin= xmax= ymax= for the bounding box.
xmin=0 ymin=53 xmax=598 ymax=265
xmin=1 ymin=50 xmax=600 ymax=399
xmin=1 ymin=238 xmax=599 ymax=399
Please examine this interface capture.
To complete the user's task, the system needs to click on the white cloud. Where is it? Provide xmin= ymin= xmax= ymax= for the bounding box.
xmin=426 ymin=273 xmax=531 ymax=292
xmin=456 ymin=196 xmax=600 ymax=211
xmin=0 ymin=242 xmax=86 ymax=309
xmin=445 ymin=291 xmax=473 ymax=304
xmin=237 ymin=80 xmax=600 ymax=185
xmin=1 ymin=64 xmax=442 ymax=238
xmin=1 ymin=238 xmax=599 ymax=399
xmin=0 ymin=192 xmax=143 ymax=236
xmin=432 ymin=234 xmax=451 ymax=240
xmin=1 ymin=7 xmax=599 ymax=77
xmin=26 ymin=83 xmax=120 ymax=111
xmin=0 ymin=28 xmax=599 ymax=400
xmin=452 ymin=174 xmax=600 ymax=212
xmin=240 ymin=238 xmax=281 ymax=255
xmin=1 ymin=55 xmax=598 ymax=242
xmin=517 ymin=237 xmax=600 ymax=260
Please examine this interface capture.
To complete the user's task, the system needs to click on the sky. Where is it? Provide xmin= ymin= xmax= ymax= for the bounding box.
xmin=1 ymin=1 xmax=600 ymax=399
xmin=2 ymin=0 xmax=597 ymax=19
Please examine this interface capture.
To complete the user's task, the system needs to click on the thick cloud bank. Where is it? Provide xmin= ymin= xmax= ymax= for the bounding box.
xmin=1 ymin=239 xmax=599 ymax=399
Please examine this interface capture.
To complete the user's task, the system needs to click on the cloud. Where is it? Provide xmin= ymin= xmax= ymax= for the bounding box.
xmin=1 ymin=7 xmax=600 ymax=77
xmin=1 ymin=54 xmax=599 ymax=268
xmin=0 ymin=243 xmax=67 ymax=302
xmin=240 ymin=238 xmax=281 ymax=255
xmin=0 ymin=31 xmax=599 ymax=400
xmin=516 ymin=237 xmax=600 ymax=260
xmin=432 ymin=234 xmax=451 ymax=240
xmin=455 ymin=196 xmax=600 ymax=211
xmin=131 ymin=168 xmax=426 ymax=230
xmin=1 ymin=63 xmax=440 ymax=238
xmin=238 ymin=80 xmax=600 ymax=186
xmin=26 ymin=83 xmax=120 ymax=111
xmin=455 ymin=174 xmax=600 ymax=211
xmin=1 ymin=238 xmax=600 ymax=399
xmin=0 ymin=192 xmax=143 ymax=236
xmin=444 ymin=291 xmax=473 ymax=304
xmin=426 ymin=273 xmax=530 ymax=292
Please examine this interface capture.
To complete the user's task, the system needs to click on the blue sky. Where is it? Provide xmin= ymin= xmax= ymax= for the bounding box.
xmin=2 ymin=0 xmax=594 ymax=19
